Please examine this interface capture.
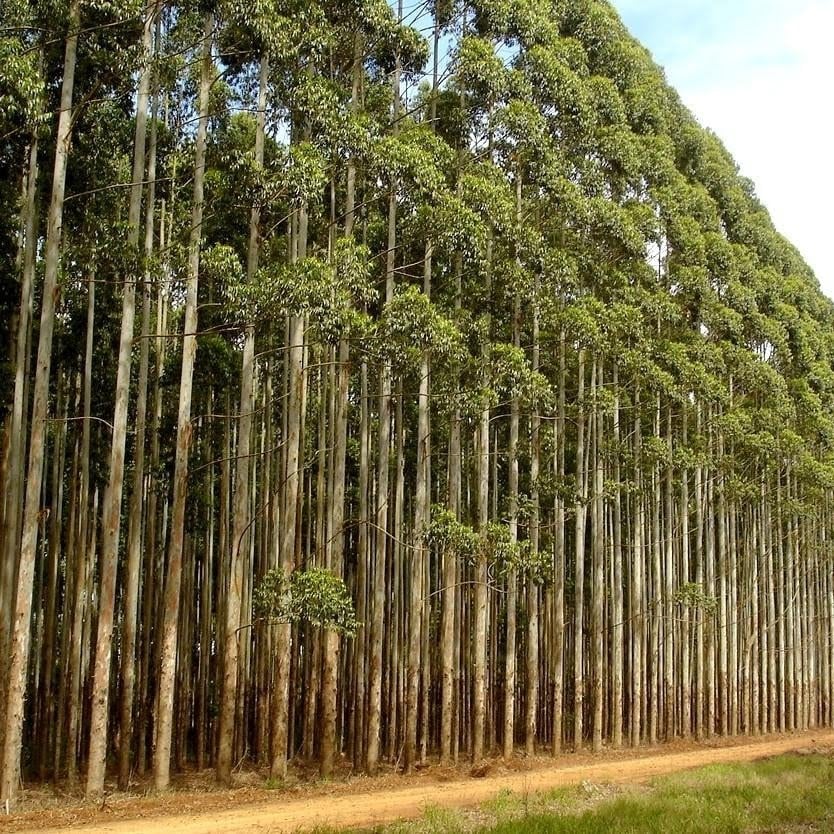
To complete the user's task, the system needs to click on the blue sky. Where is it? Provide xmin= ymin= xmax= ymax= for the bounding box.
xmin=612 ymin=0 xmax=834 ymax=299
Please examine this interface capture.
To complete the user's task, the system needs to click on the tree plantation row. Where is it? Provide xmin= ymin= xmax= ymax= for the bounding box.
xmin=2 ymin=0 xmax=834 ymax=810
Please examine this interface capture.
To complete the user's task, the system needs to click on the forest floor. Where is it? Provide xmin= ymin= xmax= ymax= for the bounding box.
xmin=3 ymin=729 xmax=833 ymax=833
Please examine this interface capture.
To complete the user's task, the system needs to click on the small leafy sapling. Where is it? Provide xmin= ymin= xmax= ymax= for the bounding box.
xmin=674 ymin=582 xmax=718 ymax=616
xmin=254 ymin=567 xmax=359 ymax=636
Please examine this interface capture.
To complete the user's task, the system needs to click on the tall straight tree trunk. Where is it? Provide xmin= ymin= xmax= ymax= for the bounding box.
xmin=680 ymin=407 xmax=691 ymax=738
xmin=441 ymin=251 xmax=463 ymax=764
xmin=694 ymin=405 xmax=705 ymax=740
xmin=503 ymin=291 xmax=521 ymax=760
xmin=87 ymin=0 xmax=155 ymax=795
xmin=473 ymin=393 xmax=489 ymax=763
xmin=137 ymin=189 xmax=170 ymax=777
xmin=217 ymin=52 xmax=267 ymax=788
xmin=503 ymin=176 xmax=522 ymax=761
xmin=61 ymin=270 xmax=94 ymax=782
xmin=118 ymin=58 xmax=160 ymax=790
xmin=36 ymin=381 xmax=67 ymax=778
xmin=367 ymin=4 xmax=401 ymax=769
xmin=573 ymin=348 xmax=587 ymax=750
xmin=1 ymin=0 xmax=80 ymax=804
xmin=153 ymin=13 xmax=212 ymax=790
xmin=269 ymin=468 xmax=293 ymax=778
xmin=705 ymin=412 xmax=717 ymax=738
xmin=272 ymin=205 xmax=308 ymax=773
xmin=320 ymin=336 xmax=349 ymax=777
xmin=717 ymin=426 xmax=728 ymax=736
xmin=631 ymin=389 xmax=644 ymax=748
xmin=552 ymin=328 xmax=566 ymax=755
xmin=405 ymin=28 xmax=438 ymax=767
xmin=347 ymin=60 xmax=368 ymax=770
xmin=663 ymin=406 xmax=674 ymax=740
xmin=591 ymin=359 xmax=604 ymax=752
xmin=366 ymin=189 xmax=394 ymax=775
xmin=325 ymin=34 xmax=360 ymax=779
xmin=0 ymin=135 xmax=39 ymax=710
xmin=472 ymin=229 xmax=492 ymax=765
xmin=525 ymin=277 xmax=540 ymax=756
xmin=405 ymin=241 xmax=432 ymax=772
xmin=649 ymin=398 xmax=661 ymax=745
xmin=611 ymin=366 xmax=624 ymax=748
xmin=320 ymin=166 xmax=356 ymax=778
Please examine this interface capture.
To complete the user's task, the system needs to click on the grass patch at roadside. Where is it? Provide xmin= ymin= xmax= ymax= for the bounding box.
xmin=362 ymin=751 xmax=834 ymax=834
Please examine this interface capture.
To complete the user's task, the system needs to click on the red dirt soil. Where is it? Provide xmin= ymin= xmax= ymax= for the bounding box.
xmin=4 ymin=729 xmax=832 ymax=833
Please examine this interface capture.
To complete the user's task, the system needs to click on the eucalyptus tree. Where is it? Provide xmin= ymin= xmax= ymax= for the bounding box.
xmin=2 ymin=0 xmax=834 ymax=799
xmin=153 ymin=7 xmax=214 ymax=791
xmin=86 ymin=0 xmax=157 ymax=798
xmin=1 ymin=0 xmax=82 ymax=804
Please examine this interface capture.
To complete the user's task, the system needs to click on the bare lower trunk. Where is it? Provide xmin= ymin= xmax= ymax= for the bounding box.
xmin=217 ymin=52 xmax=267 ymax=788
xmin=552 ymin=329 xmax=566 ymax=755
xmin=0 ymin=136 xmax=39 ymax=714
xmin=573 ymin=349 xmax=587 ymax=750
xmin=118 ymin=61 xmax=160 ymax=790
xmin=87 ymin=2 xmax=156 ymax=796
xmin=1 ymin=0 xmax=80 ymax=804
xmin=153 ymin=13 xmax=212 ymax=790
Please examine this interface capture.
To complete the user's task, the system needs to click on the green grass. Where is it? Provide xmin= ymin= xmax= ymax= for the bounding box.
xmin=362 ymin=753 xmax=834 ymax=834
xmin=491 ymin=754 xmax=834 ymax=834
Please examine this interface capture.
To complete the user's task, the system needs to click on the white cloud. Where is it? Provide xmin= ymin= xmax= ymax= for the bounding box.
xmin=613 ymin=0 xmax=834 ymax=298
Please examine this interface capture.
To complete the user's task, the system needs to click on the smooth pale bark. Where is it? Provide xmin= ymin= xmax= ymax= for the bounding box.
xmin=693 ymin=405 xmax=705 ymax=740
xmin=274 ymin=208 xmax=306 ymax=774
xmin=591 ymin=360 xmax=604 ymax=753
xmin=717 ymin=427 xmax=728 ymax=736
xmin=350 ymin=356 xmax=370 ymax=770
xmin=350 ymin=351 xmax=370 ymax=770
xmin=61 ymin=271 xmax=94 ymax=783
xmin=573 ymin=349 xmax=587 ymax=750
xmin=153 ymin=13 xmax=212 ymax=790
xmin=663 ymin=407 xmax=674 ymax=741
xmin=69 ymin=487 xmax=98 ymax=784
xmin=86 ymin=1 xmax=156 ymax=797
xmin=649 ymin=399 xmax=661 ymax=745
xmin=631 ymin=391 xmax=644 ymax=748
xmin=441 ymin=251 xmax=463 ymax=764
xmin=766 ymin=485 xmax=778 ymax=734
xmin=137 ymin=191 xmax=170 ymax=777
xmin=705 ymin=416 xmax=717 ymax=738
xmin=503 ymin=290 xmax=520 ymax=761
xmin=611 ymin=367 xmax=624 ymax=748
xmin=1 ymin=0 xmax=80 ymax=804
xmin=269 ymin=501 xmax=293 ymax=779
xmin=405 ymin=243 xmax=432 ymax=772
xmin=36 ymin=383 xmax=67 ymax=777
xmin=525 ymin=281 xmax=540 ymax=756
xmin=320 ymin=336 xmax=349 ymax=777
xmin=552 ymin=329 xmax=566 ymax=755
xmin=473 ymin=401 xmax=489 ymax=763
xmin=341 ymin=36 xmax=365 ymax=773
xmin=118 ymin=65 xmax=159 ymax=790
xmin=409 ymin=52 xmax=437 ymax=761
xmin=680 ymin=409 xmax=691 ymax=738
xmin=366 ymin=192 xmax=394 ymax=775
xmin=367 ymin=5 xmax=401 ymax=767
xmin=501 ymin=176 xmax=525 ymax=762
xmin=473 ymin=230 xmax=492 ymax=765
xmin=321 ymin=265 xmax=351 ymax=776
xmin=0 ymin=136 xmax=39 ymax=709
xmin=196 ymin=403 xmax=215 ymax=772
xmin=217 ymin=52 xmax=267 ymax=788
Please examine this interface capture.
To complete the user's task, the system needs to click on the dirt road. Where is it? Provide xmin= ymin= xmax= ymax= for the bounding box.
xmin=10 ymin=730 xmax=834 ymax=833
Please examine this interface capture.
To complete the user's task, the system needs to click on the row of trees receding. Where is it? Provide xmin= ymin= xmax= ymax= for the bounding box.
xmin=2 ymin=0 xmax=834 ymax=809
